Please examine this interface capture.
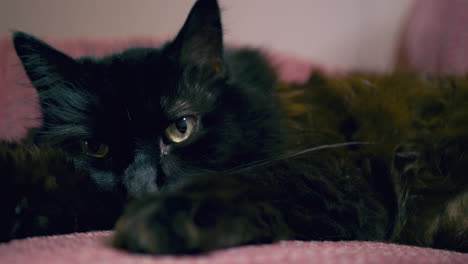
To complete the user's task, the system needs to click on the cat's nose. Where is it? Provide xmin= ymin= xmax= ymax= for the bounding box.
xmin=122 ymin=152 xmax=159 ymax=198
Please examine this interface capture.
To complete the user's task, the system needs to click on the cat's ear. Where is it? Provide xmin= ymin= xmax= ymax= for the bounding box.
xmin=168 ymin=0 xmax=224 ymax=77
xmin=13 ymin=31 xmax=80 ymax=91
xmin=13 ymin=32 xmax=93 ymax=142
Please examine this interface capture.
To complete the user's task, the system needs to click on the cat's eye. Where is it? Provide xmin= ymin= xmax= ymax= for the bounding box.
xmin=80 ymin=140 xmax=109 ymax=158
xmin=165 ymin=116 xmax=197 ymax=143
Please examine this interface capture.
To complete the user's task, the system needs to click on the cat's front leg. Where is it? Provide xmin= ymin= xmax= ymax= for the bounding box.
xmin=112 ymin=175 xmax=292 ymax=254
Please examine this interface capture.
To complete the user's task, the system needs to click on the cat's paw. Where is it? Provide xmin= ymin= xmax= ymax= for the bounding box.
xmin=112 ymin=190 xmax=290 ymax=254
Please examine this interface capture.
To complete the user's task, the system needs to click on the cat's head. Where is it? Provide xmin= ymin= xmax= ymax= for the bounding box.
xmin=13 ymin=0 xmax=283 ymax=198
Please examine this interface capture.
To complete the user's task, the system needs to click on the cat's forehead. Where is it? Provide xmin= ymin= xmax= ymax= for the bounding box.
xmin=104 ymin=47 xmax=174 ymax=79
xmin=87 ymin=47 xmax=217 ymax=119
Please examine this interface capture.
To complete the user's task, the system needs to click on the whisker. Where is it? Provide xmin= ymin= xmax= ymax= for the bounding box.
xmin=126 ymin=107 xmax=132 ymax=121
xmin=225 ymin=142 xmax=371 ymax=174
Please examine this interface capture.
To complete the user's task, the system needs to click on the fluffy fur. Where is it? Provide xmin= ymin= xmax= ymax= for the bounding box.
xmin=1 ymin=0 xmax=466 ymax=254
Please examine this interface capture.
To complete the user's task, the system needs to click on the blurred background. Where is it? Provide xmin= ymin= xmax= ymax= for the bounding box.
xmin=0 ymin=0 xmax=415 ymax=72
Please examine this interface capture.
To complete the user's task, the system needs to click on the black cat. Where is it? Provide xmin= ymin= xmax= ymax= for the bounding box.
xmin=2 ymin=0 xmax=467 ymax=254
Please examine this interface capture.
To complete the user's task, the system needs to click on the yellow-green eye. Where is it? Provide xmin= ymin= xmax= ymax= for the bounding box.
xmin=165 ymin=116 xmax=197 ymax=143
xmin=80 ymin=140 xmax=109 ymax=158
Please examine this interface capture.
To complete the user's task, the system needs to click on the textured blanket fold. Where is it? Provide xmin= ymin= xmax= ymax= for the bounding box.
xmin=1 ymin=232 xmax=467 ymax=264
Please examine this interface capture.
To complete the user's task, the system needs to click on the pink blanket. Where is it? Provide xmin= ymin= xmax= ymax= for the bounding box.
xmin=1 ymin=232 xmax=466 ymax=264
xmin=399 ymin=0 xmax=468 ymax=74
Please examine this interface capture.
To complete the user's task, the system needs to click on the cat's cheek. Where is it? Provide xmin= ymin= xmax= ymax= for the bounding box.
xmin=158 ymin=156 xmax=189 ymax=191
xmin=122 ymin=164 xmax=159 ymax=198
xmin=72 ymin=158 xmax=118 ymax=192
xmin=88 ymin=171 xmax=118 ymax=192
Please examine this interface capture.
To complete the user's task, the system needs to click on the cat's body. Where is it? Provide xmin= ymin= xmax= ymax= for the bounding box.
xmin=1 ymin=0 xmax=467 ymax=254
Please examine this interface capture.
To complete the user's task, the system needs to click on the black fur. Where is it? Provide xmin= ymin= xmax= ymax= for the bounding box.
xmin=2 ymin=0 xmax=467 ymax=254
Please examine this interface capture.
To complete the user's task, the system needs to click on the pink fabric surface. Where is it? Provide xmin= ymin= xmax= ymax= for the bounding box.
xmin=0 ymin=232 xmax=466 ymax=264
xmin=0 ymin=36 xmax=320 ymax=141
xmin=400 ymin=0 xmax=468 ymax=75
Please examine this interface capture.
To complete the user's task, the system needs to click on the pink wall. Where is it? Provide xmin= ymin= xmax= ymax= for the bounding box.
xmin=0 ymin=0 xmax=414 ymax=72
